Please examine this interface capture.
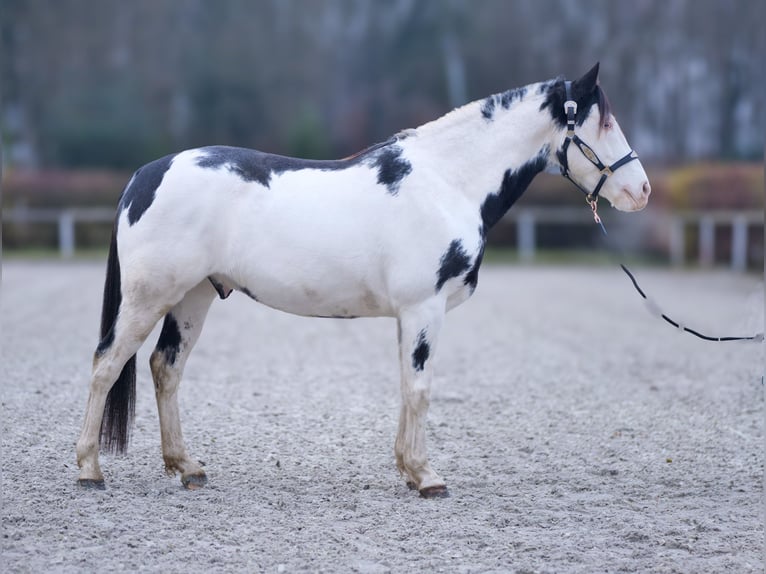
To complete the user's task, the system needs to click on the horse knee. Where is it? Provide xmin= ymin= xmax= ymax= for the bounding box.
xmin=403 ymin=384 xmax=431 ymax=412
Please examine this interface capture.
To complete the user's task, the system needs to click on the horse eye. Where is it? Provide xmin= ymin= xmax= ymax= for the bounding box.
xmin=603 ymin=121 xmax=613 ymax=130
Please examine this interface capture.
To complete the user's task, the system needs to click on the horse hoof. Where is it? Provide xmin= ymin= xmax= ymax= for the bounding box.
xmin=419 ymin=485 xmax=450 ymax=499
xmin=77 ymin=478 xmax=106 ymax=490
xmin=182 ymin=473 xmax=208 ymax=490
xmin=406 ymin=481 xmax=418 ymax=491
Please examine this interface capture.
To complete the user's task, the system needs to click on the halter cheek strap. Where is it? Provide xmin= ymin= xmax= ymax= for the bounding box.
xmin=558 ymin=81 xmax=638 ymax=203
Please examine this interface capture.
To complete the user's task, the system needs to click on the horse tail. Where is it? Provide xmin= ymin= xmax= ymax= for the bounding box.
xmin=98 ymin=224 xmax=136 ymax=454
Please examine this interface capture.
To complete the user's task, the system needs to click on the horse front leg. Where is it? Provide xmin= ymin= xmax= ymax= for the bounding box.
xmin=150 ymin=280 xmax=216 ymax=489
xmin=394 ymin=299 xmax=448 ymax=498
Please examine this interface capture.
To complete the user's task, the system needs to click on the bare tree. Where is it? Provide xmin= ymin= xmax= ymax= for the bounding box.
xmin=2 ymin=0 xmax=762 ymax=167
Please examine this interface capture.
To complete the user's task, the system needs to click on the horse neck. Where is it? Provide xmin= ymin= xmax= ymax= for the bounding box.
xmin=408 ymin=87 xmax=555 ymax=210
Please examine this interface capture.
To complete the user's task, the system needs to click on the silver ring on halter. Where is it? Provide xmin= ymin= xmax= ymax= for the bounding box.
xmin=558 ymin=80 xmax=638 ymax=204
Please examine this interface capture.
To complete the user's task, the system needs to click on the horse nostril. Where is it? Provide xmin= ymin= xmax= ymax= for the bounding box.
xmin=642 ymin=181 xmax=651 ymax=196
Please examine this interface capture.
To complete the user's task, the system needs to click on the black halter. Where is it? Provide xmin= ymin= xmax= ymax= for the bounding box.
xmin=558 ymin=81 xmax=638 ymax=203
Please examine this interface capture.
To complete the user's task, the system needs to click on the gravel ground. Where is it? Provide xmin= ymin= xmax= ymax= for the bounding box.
xmin=1 ymin=260 xmax=763 ymax=573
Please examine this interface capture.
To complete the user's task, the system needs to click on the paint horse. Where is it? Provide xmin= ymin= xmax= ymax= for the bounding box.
xmin=76 ymin=63 xmax=650 ymax=497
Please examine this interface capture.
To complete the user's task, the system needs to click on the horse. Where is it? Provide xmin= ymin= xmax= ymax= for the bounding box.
xmin=76 ymin=63 xmax=650 ymax=498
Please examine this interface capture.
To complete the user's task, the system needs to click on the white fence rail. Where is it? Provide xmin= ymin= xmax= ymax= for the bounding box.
xmin=503 ymin=208 xmax=762 ymax=270
xmin=667 ymin=210 xmax=763 ymax=271
xmin=5 ymin=207 xmax=115 ymax=258
xmin=4 ymin=206 xmax=763 ymax=270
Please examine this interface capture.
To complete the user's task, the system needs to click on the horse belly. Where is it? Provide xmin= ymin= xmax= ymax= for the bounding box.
xmin=248 ymin=277 xmax=392 ymax=318
xmin=226 ymin=205 xmax=395 ymax=318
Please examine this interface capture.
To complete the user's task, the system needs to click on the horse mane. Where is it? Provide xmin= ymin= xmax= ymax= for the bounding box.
xmin=341 ymin=138 xmax=395 ymax=161
xmin=340 ymin=130 xmax=415 ymax=162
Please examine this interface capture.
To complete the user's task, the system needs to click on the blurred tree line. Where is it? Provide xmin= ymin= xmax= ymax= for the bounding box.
xmin=1 ymin=0 xmax=763 ymax=170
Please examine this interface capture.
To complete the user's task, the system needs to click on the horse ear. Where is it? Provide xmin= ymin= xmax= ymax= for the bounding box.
xmin=573 ymin=62 xmax=600 ymax=98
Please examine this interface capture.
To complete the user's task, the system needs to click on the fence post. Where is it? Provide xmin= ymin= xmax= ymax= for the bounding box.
xmin=58 ymin=210 xmax=75 ymax=258
xmin=731 ymin=215 xmax=747 ymax=272
xmin=517 ymin=211 xmax=536 ymax=262
xmin=698 ymin=215 xmax=714 ymax=267
xmin=669 ymin=216 xmax=685 ymax=266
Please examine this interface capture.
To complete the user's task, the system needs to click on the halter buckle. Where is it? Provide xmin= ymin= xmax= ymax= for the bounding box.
xmin=600 ymin=166 xmax=613 ymax=176
xmin=563 ymin=99 xmax=577 ymax=136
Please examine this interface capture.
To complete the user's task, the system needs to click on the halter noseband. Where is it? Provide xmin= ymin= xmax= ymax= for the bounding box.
xmin=558 ymin=81 xmax=638 ymax=204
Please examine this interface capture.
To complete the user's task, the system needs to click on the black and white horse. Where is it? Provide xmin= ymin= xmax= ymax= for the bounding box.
xmin=76 ymin=64 xmax=650 ymax=497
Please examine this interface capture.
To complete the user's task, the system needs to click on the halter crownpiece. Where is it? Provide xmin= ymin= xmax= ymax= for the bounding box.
xmin=558 ymin=81 xmax=639 ymax=203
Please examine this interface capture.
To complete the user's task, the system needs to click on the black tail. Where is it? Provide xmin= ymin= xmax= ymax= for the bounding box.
xmin=98 ymin=226 xmax=136 ymax=454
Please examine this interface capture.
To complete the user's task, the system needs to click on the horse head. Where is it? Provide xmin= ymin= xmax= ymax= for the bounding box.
xmin=547 ymin=63 xmax=651 ymax=212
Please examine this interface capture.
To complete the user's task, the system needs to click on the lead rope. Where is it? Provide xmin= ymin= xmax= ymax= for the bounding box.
xmin=588 ymin=198 xmax=764 ymax=343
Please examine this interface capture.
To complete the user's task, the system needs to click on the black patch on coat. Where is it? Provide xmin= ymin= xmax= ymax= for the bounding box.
xmin=119 ymin=154 xmax=176 ymax=225
xmin=156 ymin=314 xmax=182 ymax=366
xmin=194 ymin=138 xmax=409 ymax=194
xmin=500 ymin=86 xmax=527 ymax=109
xmin=196 ymin=146 xmax=274 ymax=186
xmin=463 ymin=242 xmax=485 ymax=293
xmin=435 ymin=239 xmax=471 ymax=292
xmin=411 ymin=329 xmax=430 ymax=372
xmin=481 ymin=97 xmax=496 ymax=120
xmin=373 ymin=146 xmax=412 ymax=195
xmin=481 ymin=86 xmax=528 ymax=121
xmin=480 ymin=147 xmax=549 ymax=234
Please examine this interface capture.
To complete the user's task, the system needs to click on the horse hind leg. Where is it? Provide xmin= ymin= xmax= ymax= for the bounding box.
xmin=76 ymin=299 xmax=168 ymax=488
xmin=150 ymin=280 xmax=216 ymax=489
